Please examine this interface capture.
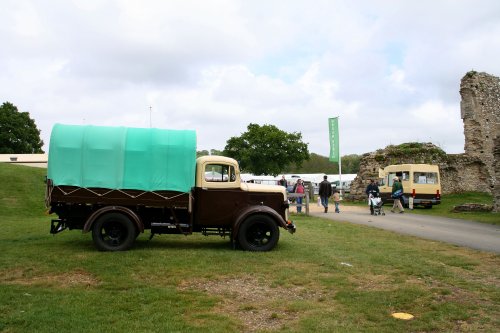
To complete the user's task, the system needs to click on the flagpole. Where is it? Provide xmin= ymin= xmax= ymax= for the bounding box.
xmin=338 ymin=118 xmax=342 ymax=199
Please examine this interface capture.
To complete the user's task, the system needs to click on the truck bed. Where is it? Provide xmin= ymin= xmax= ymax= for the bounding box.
xmin=47 ymin=183 xmax=190 ymax=209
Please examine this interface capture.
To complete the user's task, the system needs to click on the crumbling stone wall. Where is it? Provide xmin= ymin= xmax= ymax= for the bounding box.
xmin=460 ymin=71 xmax=499 ymax=193
xmin=439 ymin=154 xmax=489 ymax=193
xmin=350 ymin=71 xmax=499 ymax=209
xmin=460 ymin=71 xmax=499 ymax=211
xmin=494 ymin=135 xmax=500 ymax=212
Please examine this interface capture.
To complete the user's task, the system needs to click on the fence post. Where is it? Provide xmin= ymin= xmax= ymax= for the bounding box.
xmin=287 ymin=193 xmax=309 ymax=216
xmin=305 ymin=192 xmax=309 ymax=215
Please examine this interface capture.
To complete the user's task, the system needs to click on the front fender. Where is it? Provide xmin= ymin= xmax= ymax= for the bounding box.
xmin=232 ymin=205 xmax=289 ymax=240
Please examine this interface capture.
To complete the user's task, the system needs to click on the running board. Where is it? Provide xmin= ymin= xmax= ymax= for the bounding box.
xmin=151 ymin=222 xmax=190 ymax=228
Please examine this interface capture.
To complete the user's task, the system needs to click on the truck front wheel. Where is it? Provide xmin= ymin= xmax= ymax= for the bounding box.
xmin=92 ymin=213 xmax=136 ymax=251
xmin=238 ymin=215 xmax=279 ymax=251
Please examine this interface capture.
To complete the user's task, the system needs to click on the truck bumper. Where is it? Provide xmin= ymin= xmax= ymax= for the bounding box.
xmin=286 ymin=220 xmax=296 ymax=234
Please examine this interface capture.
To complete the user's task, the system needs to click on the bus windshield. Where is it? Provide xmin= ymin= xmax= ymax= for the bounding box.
xmin=413 ymin=172 xmax=439 ymax=184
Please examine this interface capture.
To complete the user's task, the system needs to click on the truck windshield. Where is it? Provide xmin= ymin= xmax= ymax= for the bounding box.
xmin=205 ymin=164 xmax=236 ymax=182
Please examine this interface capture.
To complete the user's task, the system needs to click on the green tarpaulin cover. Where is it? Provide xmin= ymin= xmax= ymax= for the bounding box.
xmin=48 ymin=124 xmax=197 ymax=193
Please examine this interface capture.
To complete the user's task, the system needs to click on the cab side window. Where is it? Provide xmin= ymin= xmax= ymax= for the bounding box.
xmin=204 ymin=164 xmax=236 ymax=183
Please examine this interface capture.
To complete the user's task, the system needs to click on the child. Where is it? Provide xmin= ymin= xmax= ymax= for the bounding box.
xmin=333 ymin=190 xmax=340 ymax=213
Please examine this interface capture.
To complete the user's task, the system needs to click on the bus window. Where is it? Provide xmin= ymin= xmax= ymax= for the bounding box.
xmin=388 ymin=171 xmax=409 ymax=185
xmin=413 ymin=172 xmax=439 ymax=184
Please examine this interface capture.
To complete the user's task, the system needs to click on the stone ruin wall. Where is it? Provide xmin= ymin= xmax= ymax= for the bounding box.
xmin=460 ymin=71 xmax=499 ymax=193
xmin=440 ymin=154 xmax=490 ymax=193
xmin=495 ymin=135 xmax=500 ymax=212
xmin=350 ymin=72 xmax=499 ymax=211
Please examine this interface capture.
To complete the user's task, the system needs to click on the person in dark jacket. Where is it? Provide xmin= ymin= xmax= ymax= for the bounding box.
xmin=278 ymin=175 xmax=287 ymax=187
xmin=318 ymin=175 xmax=333 ymax=213
xmin=391 ymin=176 xmax=405 ymax=213
xmin=365 ymin=179 xmax=379 ymax=215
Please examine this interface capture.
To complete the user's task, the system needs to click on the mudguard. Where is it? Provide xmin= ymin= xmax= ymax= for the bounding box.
xmin=231 ymin=205 xmax=289 ymax=241
xmin=82 ymin=206 xmax=144 ymax=234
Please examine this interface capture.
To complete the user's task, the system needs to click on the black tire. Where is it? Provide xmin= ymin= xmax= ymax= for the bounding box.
xmin=92 ymin=213 xmax=137 ymax=251
xmin=237 ymin=214 xmax=279 ymax=251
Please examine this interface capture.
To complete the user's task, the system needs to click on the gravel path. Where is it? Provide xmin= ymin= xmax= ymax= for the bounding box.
xmin=304 ymin=202 xmax=500 ymax=253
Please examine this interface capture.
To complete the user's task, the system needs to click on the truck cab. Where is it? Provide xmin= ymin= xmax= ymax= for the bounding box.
xmin=193 ymin=156 xmax=292 ymax=250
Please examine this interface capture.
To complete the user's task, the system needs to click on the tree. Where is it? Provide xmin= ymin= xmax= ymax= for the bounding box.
xmin=223 ymin=123 xmax=309 ymax=175
xmin=288 ymin=153 xmax=338 ymax=173
xmin=0 ymin=102 xmax=44 ymax=153
xmin=196 ymin=150 xmax=210 ymax=157
xmin=197 ymin=149 xmax=223 ymax=158
xmin=286 ymin=153 xmax=361 ymax=174
xmin=341 ymin=154 xmax=361 ymax=173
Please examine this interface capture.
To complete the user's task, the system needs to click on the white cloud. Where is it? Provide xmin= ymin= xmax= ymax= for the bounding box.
xmin=2 ymin=0 xmax=499 ymax=158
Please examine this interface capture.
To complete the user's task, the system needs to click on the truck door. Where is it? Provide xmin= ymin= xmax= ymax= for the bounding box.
xmin=194 ymin=162 xmax=244 ymax=226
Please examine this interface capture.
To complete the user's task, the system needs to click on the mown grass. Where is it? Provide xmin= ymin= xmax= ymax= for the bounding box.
xmin=1 ymin=164 xmax=499 ymax=332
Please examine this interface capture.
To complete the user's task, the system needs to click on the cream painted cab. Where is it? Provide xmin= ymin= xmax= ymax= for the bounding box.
xmin=195 ymin=155 xmax=287 ymax=199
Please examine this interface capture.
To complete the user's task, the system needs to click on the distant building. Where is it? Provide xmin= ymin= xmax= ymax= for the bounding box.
xmin=0 ymin=154 xmax=48 ymax=168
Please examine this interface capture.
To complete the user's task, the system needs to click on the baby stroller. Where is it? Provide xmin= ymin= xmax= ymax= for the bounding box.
xmin=369 ymin=193 xmax=385 ymax=216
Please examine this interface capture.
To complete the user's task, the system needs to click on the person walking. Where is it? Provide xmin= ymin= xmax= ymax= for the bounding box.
xmin=293 ymin=179 xmax=305 ymax=213
xmin=365 ymin=179 xmax=379 ymax=215
xmin=391 ymin=177 xmax=405 ymax=213
xmin=332 ymin=189 xmax=340 ymax=213
xmin=318 ymin=175 xmax=333 ymax=213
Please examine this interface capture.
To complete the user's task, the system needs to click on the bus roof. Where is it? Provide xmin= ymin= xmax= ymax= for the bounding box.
xmin=382 ymin=164 xmax=439 ymax=171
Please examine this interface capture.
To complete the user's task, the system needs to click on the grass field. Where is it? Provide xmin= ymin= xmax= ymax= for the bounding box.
xmin=1 ymin=164 xmax=499 ymax=332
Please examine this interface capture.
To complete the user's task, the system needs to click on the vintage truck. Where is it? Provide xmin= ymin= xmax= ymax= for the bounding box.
xmin=46 ymin=124 xmax=295 ymax=251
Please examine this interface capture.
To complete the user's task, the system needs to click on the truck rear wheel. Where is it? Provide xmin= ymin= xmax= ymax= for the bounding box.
xmin=92 ymin=213 xmax=136 ymax=251
xmin=238 ymin=215 xmax=279 ymax=251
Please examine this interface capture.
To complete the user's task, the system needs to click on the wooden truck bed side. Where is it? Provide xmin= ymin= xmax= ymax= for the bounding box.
xmin=47 ymin=183 xmax=191 ymax=208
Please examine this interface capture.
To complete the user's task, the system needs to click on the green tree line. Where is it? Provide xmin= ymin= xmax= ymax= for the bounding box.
xmin=0 ymin=102 xmax=44 ymax=154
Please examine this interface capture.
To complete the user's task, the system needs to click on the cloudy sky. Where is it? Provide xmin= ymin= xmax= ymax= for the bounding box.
xmin=2 ymin=0 xmax=499 ymax=156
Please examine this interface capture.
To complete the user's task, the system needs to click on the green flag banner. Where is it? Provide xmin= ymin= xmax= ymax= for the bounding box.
xmin=329 ymin=117 xmax=339 ymax=162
